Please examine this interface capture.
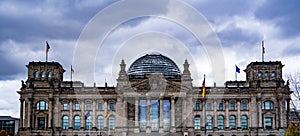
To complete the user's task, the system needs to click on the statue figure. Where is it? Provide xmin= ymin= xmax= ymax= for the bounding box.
xmin=21 ymin=80 xmax=26 ymax=89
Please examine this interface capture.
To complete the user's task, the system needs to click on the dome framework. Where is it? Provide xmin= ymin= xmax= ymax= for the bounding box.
xmin=128 ymin=54 xmax=181 ymax=78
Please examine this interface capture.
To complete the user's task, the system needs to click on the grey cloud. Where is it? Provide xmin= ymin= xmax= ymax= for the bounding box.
xmin=254 ymin=0 xmax=300 ymax=38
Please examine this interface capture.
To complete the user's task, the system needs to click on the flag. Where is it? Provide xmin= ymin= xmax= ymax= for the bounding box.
xmin=46 ymin=41 xmax=50 ymax=53
xmin=201 ymin=75 xmax=206 ymax=98
xmin=236 ymin=65 xmax=240 ymax=73
xmin=262 ymin=41 xmax=265 ymax=54
xmin=104 ymin=111 xmax=110 ymax=120
xmin=85 ymin=111 xmax=90 ymax=119
xmin=71 ymin=65 xmax=74 ymax=75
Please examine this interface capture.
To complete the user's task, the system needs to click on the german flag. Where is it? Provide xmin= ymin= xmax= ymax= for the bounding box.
xmin=104 ymin=111 xmax=110 ymax=120
xmin=202 ymin=75 xmax=206 ymax=98
xmin=71 ymin=65 xmax=74 ymax=75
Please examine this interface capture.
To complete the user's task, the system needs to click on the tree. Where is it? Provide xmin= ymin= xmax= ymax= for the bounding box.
xmin=286 ymin=71 xmax=300 ymax=110
xmin=284 ymin=124 xmax=299 ymax=136
xmin=0 ymin=130 xmax=8 ymax=136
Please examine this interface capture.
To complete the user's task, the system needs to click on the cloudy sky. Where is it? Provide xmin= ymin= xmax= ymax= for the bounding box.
xmin=0 ymin=0 xmax=300 ymax=117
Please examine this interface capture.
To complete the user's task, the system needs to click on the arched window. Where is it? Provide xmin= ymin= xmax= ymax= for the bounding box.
xmin=229 ymin=115 xmax=236 ymax=129
xmin=98 ymin=116 xmax=104 ymax=130
xmin=34 ymin=71 xmax=39 ymax=78
xmin=62 ymin=116 xmax=69 ymax=130
xmin=108 ymin=115 xmax=115 ymax=130
xmin=217 ymin=115 xmax=224 ymax=130
xmin=258 ymin=71 xmax=262 ymax=78
xmin=41 ymin=71 xmax=45 ymax=78
xmin=206 ymin=115 xmax=213 ymax=130
xmin=85 ymin=116 xmax=92 ymax=130
xmin=241 ymin=115 xmax=248 ymax=129
xmin=74 ymin=116 xmax=80 ymax=130
xmin=271 ymin=71 xmax=276 ymax=78
xmin=36 ymin=101 xmax=48 ymax=110
xmin=262 ymin=100 xmax=274 ymax=110
xmin=264 ymin=71 xmax=268 ymax=77
xmin=194 ymin=115 xmax=201 ymax=130
xmin=48 ymin=72 xmax=52 ymax=78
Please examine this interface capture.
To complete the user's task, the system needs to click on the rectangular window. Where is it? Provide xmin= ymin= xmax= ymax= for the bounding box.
xmin=264 ymin=117 xmax=272 ymax=129
xmin=150 ymin=100 xmax=159 ymax=131
xmin=85 ymin=104 xmax=92 ymax=110
xmin=218 ymin=103 xmax=223 ymax=110
xmin=98 ymin=103 xmax=103 ymax=110
xmin=109 ymin=102 xmax=115 ymax=111
xmin=139 ymin=100 xmax=147 ymax=131
xmin=206 ymin=103 xmax=212 ymax=110
xmin=163 ymin=100 xmax=170 ymax=131
xmin=74 ymin=103 xmax=80 ymax=110
xmin=230 ymin=102 xmax=235 ymax=110
xmin=0 ymin=120 xmax=15 ymax=134
xmin=195 ymin=102 xmax=200 ymax=110
xmin=63 ymin=103 xmax=68 ymax=110
xmin=241 ymin=102 xmax=247 ymax=110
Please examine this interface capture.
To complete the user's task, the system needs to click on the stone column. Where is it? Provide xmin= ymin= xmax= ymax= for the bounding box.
xmin=170 ymin=97 xmax=175 ymax=132
xmin=146 ymin=98 xmax=151 ymax=133
xmin=123 ymin=98 xmax=128 ymax=127
xmin=134 ymin=98 xmax=139 ymax=133
xmin=48 ymin=99 xmax=53 ymax=128
xmin=214 ymin=100 xmax=217 ymax=129
xmin=24 ymin=100 xmax=28 ymax=128
xmin=258 ymin=100 xmax=262 ymax=128
xmin=225 ymin=100 xmax=229 ymax=128
xmin=69 ymin=100 xmax=73 ymax=129
xmin=19 ymin=99 xmax=24 ymax=128
xmin=27 ymin=99 xmax=32 ymax=128
xmin=54 ymin=98 xmax=60 ymax=127
xmin=104 ymin=100 xmax=108 ymax=128
xmin=237 ymin=100 xmax=241 ymax=129
xmin=279 ymin=98 xmax=284 ymax=127
xmin=202 ymin=101 xmax=205 ymax=127
xmin=92 ymin=100 xmax=96 ymax=129
xmin=182 ymin=98 xmax=187 ymax=129
xmin=159 ymin=98 xmax=164 ymax=133
xmin=80 ymin=100 xmax=85 ymax=129
xmin=276 ymin=98 xmax=280 ymax=129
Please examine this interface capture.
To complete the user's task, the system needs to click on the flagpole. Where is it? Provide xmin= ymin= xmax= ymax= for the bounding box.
xmin=235 ymin=71 xmax=237 ymax=81
xmin=70 ymin=65 xmax=73 ymax=88
xmin=70 ymin=65 xmax=73 ymax=82
xmin=262 ymin=40 xmax=264 ymax=62
xmin=204 ymin=94 xmax=206 ymax=136
xmin=46 ymin=51 xmax=48 ymax=62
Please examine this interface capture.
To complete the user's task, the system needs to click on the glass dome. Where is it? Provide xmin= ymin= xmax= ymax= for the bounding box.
xmin=128 ymin=54 xmax=181 ymax=78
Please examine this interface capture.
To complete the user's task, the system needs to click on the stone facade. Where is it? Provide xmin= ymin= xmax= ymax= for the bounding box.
xmin=18 ymin=55 xmax=291 ymax=136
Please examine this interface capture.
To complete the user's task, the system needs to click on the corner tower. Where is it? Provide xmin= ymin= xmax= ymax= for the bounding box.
xmin=25 ymin=61 xmax=65 ymax=89
xmin=244 ymin=61 xmax=285 ymax=88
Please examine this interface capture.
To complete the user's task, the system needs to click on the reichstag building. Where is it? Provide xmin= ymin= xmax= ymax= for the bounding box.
xmin=18 ymin=54 xmax=291 ymax=136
